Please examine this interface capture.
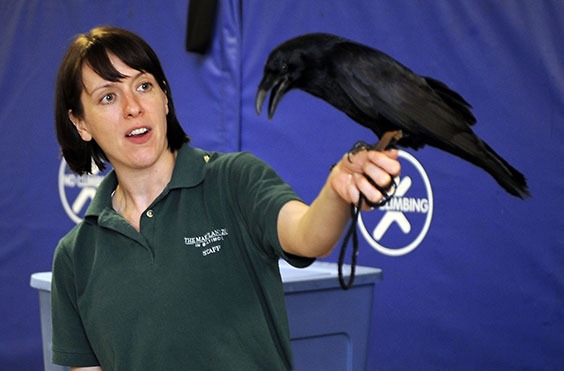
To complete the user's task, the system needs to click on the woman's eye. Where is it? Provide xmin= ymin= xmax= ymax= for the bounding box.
xmin=100 ymin=93 xmax=114 ymax=104
xmin=138 ymin=82 xmax=153 ymax=92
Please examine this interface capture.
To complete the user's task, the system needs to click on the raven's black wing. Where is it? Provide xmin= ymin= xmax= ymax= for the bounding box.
xmin=330 ymin=41 xmax=476 ymax=151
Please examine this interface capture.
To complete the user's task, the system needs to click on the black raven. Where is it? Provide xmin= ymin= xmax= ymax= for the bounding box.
xmin=255 ymin=33 xmax=530 ymax=198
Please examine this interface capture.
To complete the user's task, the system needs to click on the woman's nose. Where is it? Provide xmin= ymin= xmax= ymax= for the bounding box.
xmin=123 ymin=93 xmax=143 ymax=117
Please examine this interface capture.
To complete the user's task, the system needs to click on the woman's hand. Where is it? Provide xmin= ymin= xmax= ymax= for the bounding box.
xmin=329 ymin=148 xmax=400 ymax=210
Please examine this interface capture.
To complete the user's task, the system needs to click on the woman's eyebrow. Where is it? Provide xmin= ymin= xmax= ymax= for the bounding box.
xmin=87 ymin=71 xmax=146 ymax=95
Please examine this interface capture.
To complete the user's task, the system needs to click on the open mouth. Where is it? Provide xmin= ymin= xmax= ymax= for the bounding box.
xmin=255 ymin=76 xmax=290 ymax=119
xmin=126 ymin=127 xmax=150 ymax=137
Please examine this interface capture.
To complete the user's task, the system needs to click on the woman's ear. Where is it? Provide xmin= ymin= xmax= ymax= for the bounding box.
xmin=68 ymin=110 xmax=92 ymax=142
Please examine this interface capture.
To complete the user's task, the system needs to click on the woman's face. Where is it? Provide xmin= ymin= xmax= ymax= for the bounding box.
xmin=69 ymin=53 xmax=170 ymax=173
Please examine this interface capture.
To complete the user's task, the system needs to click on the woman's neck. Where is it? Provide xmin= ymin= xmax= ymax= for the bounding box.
xmin=112 ymin=150 xmax=177 ymax=231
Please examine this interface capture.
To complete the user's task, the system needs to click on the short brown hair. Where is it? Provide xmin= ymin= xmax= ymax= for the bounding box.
xmin=55 ymin=26 xmax=189 ymax=174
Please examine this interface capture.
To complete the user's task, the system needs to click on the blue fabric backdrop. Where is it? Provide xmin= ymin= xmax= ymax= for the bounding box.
xmin=1 ymin=1 xmax=562 ymax=370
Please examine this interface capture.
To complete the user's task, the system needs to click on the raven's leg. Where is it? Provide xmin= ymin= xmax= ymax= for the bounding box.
xmin=371 ymin=130 xmax=404 ymax=151
xmin=347 ymin=130 xmax=403 ymax=161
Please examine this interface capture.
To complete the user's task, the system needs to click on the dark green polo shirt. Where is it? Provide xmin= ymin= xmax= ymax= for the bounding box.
xmin=51 ymin=144 xmax=313 ymax=370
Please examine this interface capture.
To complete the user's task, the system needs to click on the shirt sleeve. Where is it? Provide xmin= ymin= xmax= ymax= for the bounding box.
xmin=51 ymin=237 xmax=100 ymax=367
xmin=227 ymin=152 xmax=314 ymax=268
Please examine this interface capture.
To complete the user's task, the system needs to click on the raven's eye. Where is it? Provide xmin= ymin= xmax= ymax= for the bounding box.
xmin=281 ymin=63 xmax=288 ymax=72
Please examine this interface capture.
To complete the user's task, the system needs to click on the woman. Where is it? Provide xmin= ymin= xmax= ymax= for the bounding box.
xmin=52 ymin=26 xmax=400 ymax=370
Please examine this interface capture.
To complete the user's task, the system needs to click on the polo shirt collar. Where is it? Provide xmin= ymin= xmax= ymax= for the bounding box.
xmin=84 ymin=144 xmax=209 ymax=220
xmin=167 ymin=143 xmax=210 ymax=190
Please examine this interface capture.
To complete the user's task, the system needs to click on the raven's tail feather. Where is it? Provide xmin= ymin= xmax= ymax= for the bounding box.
xmin=433 ymin=131 xmax=530 ymax=198
xmin=478 ymin=140 xmax=530 ymax=198
xmin=450 ymin=133 xmax=530 ymax=198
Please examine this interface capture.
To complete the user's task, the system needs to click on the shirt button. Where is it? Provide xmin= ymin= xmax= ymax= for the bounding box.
xmin=146 ymin=210 xmax=154 ymax=218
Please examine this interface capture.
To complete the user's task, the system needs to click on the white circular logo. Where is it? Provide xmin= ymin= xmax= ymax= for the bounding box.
xmin=58 ymin=159 xmax=109 ymax=224
xmin=358 ymin=150 xmax=433 ymax=256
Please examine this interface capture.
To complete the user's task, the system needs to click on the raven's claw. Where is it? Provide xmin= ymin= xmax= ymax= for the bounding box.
xmin=347 ymin=141 xmax=371 ymax=162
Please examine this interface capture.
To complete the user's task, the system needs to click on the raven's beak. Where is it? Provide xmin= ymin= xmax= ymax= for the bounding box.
xmin=255 ymin=86 xmax=268 ymax=116
xmin=255 ymin=75 xmax=290 ymax=120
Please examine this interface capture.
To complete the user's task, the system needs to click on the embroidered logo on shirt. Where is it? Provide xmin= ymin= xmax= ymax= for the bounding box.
xmin=184 ymin=228 xmax=228 ymax=256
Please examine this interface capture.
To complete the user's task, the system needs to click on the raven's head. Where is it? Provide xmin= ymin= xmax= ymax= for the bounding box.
xmin=255 ymin=49 xmax=305 ymax=120
xmin=255 ymin=33 xmax=338 ymax=119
